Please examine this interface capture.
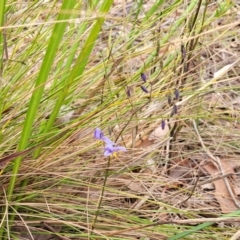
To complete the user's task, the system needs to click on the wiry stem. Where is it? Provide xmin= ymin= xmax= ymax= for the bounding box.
xmin=91 ymin=156 xmax=111 ymax=232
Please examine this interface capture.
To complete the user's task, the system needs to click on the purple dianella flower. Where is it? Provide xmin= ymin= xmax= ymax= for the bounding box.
xmin=141 ymin=73 xmax=147 ymax=82
xmin=94 ymin=128 xmax=104 ymax=140
xmin=102 ymin=136 xmax=115 ymax=146
xmin=104 ymin=144 xmax=127 ymax=157
xmin=103 ymin=136 xmax=126 ymax=156
xmin=140 ymin=85 xmax=149 ymax=93
xmin=94 ymin=128 xmax=126 ymax=156
xmin=94 ymin=128 xmax=113 ymax=145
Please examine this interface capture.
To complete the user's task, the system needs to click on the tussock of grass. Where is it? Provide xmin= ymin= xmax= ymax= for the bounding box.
xmin=0 ymin=0 xmax=240 ymax=239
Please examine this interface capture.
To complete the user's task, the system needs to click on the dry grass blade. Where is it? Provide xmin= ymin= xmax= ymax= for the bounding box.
xmin=1 ymin=1 xmax=240 ymax=239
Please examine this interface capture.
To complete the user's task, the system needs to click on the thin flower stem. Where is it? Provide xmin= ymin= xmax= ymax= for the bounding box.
xmin=91 ymin=156 xmax=111 ymax=232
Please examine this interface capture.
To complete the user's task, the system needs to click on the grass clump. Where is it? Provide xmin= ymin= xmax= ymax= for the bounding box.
xmin=0 ymin=0 xmax=240 ymax=239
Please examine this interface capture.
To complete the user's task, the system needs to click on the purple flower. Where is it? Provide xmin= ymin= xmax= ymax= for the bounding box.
xmin=94 ymin=128 xmax=127 ymax=156
xmin=104 ymin=144 xmax=126 ymax=157
xmin=102 ymin=136 xmax=115 ymax=146
xmin=94 ymin=128 xmax=104 ymax=140
xmin=140 ymin=85 xmax=148 ymax=93
xmin=103 ymin=136 xmax=126 ymax=156
xmin=141 ymin=73 xmax=147 ymax=82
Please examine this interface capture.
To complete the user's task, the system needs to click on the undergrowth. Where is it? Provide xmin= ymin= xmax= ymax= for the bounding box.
xmin=0 ymin=0 xmax=240 ymax=239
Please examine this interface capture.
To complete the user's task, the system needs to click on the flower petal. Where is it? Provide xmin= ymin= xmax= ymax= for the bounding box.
xmin=104 ymin=147 xmax=113 ymax=156
xmin=112 ymin=146 xmax=127 ymax=152
xmin=102 ymin=136 xmax=114 ymax=146
xmin=94 ymin=128 xmax=104 ymax=140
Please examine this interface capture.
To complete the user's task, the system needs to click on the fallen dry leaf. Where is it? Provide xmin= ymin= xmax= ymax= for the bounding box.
xmin=202 ymin=160 xmax=238 ymax=213
xmin=169 ymin=158 xmax=192 ymax=180
xmin=234 ymin=187 xmax=240 ymax=196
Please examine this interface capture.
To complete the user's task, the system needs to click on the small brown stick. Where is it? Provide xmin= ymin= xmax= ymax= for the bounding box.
xmin=192 ymin=119 xmax=240 ymax=209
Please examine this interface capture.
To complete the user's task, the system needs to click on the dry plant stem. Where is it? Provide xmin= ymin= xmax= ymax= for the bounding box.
xmin=0 ymin=141 xmax=48 ymax=169
xmin=130 ymin=140 xmax=175 ymax=210
xmin=163 ymin=137 xmax=171 ymax=173
xmin=0 ymin=130 xmax=68 ymax=169
xmin=230 ymin=230 xmax=240 ymax=240
xmin=183 ymin=0 xmax=202 ymax=79
xmin=164 ymin=172 xmax=233 ymax=200
xmin=115 ymin=90 xmax=152 ymax=143
xmin=192 ymin=119 xmax=240 ymax=209
xmin=115 ymin=137 xmax=172 ymax=175
xmin=125 ymin=72 xmax=220 ymax=149
xmin=11 ymin=206 xmax=34 ymax=240
xmin=180 ymin=174 xmax=200 ymax=205
xmin=3 ymin=30 xmax=8 ymax=60
xmin=91 ymin=156 xmax=111 ymax=232
xmin=132 ymin=174 xmax=163 ymax=210
xmin=153 ymin=173 xmax=233 ymax=220
xmin=103 ymin=217 xmax=240 ymax=237
xmin=74 ymin=57 xmax=124 ymax=118
xmin=1 ymin=188 xmax=9 ymax=239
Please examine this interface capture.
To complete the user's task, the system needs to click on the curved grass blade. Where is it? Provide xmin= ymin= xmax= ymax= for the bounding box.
xmin=0 ymin=0 xmax=6 ymax=74
xmin=168 ymin=210 xmax=240 ymax=240
xmin=33 ymin=0 xmax=114 ymax=158
xmin=0 ymin=1 xmax=76 ymax=238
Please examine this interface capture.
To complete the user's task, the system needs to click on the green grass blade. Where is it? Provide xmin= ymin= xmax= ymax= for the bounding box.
xmin=7 ymin=0 xmax=76 ymax=196
xmin=168 ymin=210 xmax=240 ymax=240
xmin=0 ymin=0 xmax=6 ymax=72
xmin=34 ymin=0 xmax=114 ymax=156
xmin=0 ymin=2 xmax=76 ymax=238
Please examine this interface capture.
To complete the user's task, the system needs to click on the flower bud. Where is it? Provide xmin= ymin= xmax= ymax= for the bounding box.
xmin=140 ymin=85 xmax=149 ymax=93
xmin=174 ymin=89 xmax=180 ymax=100
xmin=141 ymin=73 xmax=147 ymax=82
xmin=161 ymin=120 xmax=166 ymax=130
